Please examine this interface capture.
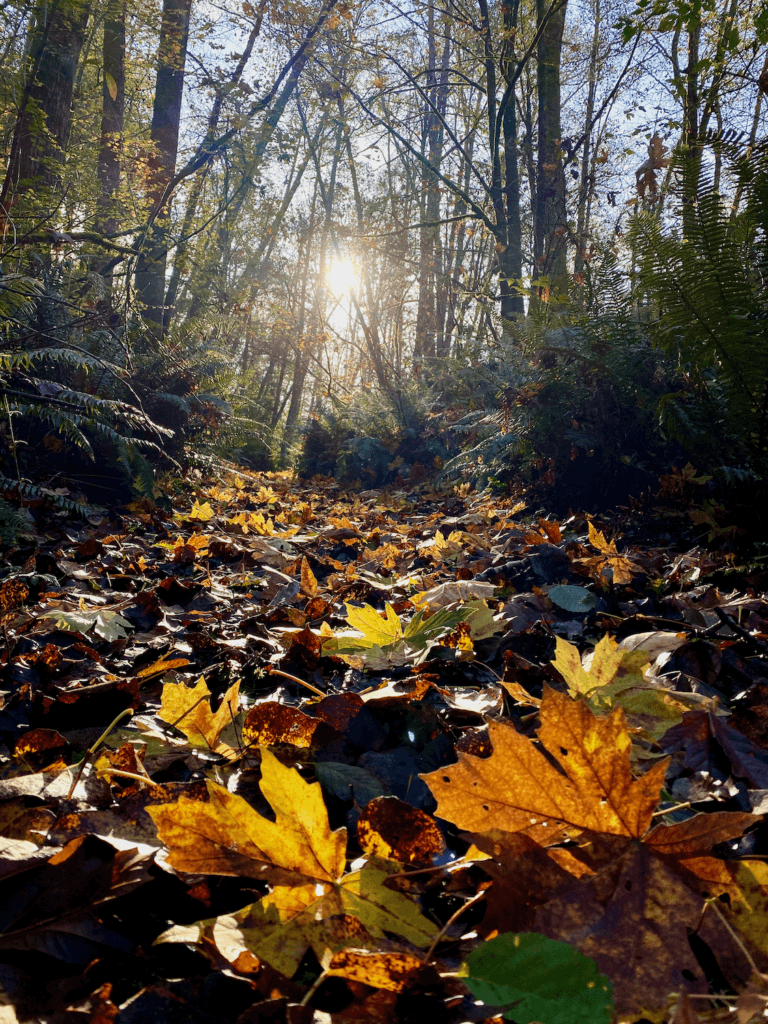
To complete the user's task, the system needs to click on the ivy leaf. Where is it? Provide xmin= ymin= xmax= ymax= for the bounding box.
xmin=42 ymin=607 xmax=134 ymax=641
xmin=465 ymin=932 xmax=614 ymax=1024
xmin=548 ymin=585 xmax=596 ymax=614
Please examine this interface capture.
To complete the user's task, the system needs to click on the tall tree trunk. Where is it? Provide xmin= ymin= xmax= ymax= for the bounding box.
xmin=134 ymin=0 xmax=192 ymax=340
xmin=94 ymin=0 xmax=125 ymax=281
xmin=0 ymin=0 xmax=91 ymax=224
xmin=414 ymin=0 xmax=439 ymax=363
xmin=574 ymin=0 xmax=599 ymax=280
xmin=280 ymin=183 xmax=319 ymax=465
xmin=499 ymin=0 xmax=524 ymax=324
xmin=681 ymin=19 xmax=701 ymax=239
xmin=534 ymin=0 xmax=568 ymax=287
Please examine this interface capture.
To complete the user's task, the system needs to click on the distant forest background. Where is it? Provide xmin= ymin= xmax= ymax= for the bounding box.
xmin=0 ymin=0 xmax=767 ymax=519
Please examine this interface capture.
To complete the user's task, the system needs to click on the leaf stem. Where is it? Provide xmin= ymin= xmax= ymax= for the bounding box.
xmin=96 ymin=768 xmax=161 ymax=787
xmin=299 ymin=968 xmax=330 ymax=1007
xmin=424 ymin=890 xmax=486 ymax=963
xmin=706 ymin=899 xmax=763 ymax=979
xmin=651 ymin=801 xmax=692 ymax=817
xmin=267 ymin=667 xmax=326 ymax=698
xmin=66 ymin=707 xmax=134 ymax=799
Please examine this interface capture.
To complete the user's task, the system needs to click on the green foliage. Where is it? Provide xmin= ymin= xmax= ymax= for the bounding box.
xmin=0 ymin=266 xmax=172 ymax=500
xmin=631 ymin=148 xmax=768 ymax=473
xmin=299 ymin=381 xmax=460 ymax=486
xmin=439 ymin=272 xmax=680 ymax=508
xmin=0 ymin=495 xmax=31 ymax=547
xmin=465 ymin=932 xmax=614 ymax=1024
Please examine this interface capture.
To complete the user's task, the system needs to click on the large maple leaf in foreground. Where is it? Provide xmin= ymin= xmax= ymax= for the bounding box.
xmin=148 ymin=749 xmax=437 ymax=976
xmin=423 ymin=688 xmax=764 ymax=1020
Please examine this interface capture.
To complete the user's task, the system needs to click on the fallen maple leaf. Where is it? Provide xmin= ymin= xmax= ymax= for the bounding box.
xmin=423 ymin=688 xmax=761 ymax=1017
xmin=583 ymin=521 xmax=641 ymax=584
xmin=552 ymin=635 xmax=691 ymax=739
xmin=327 ymin=949 xmax=438 ymax=992
xmin=423 ymin=686 xmax=669 ymax=844
xmin=188 ymin=500 xmax=215 ymax=521
xmin=149 ymin=749 xmax=437 ymax=976
xmin=158 ymin=676 xmax=240 ymax=755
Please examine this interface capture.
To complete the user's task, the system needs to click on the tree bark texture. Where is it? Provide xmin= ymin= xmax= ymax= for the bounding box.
xmin=534 ymin=0 xmax=568 ymax=285
xmin=134 ymin=0 xmax=192 ymax=337
xmin=1 ymin=0 xmax=91 ymax=221
xmin=95 ymin=0 xmax=126 ymax=276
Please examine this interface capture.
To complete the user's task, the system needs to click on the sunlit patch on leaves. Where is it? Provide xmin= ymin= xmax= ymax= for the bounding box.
xmin=187 ymin=500 xmax=215 ymax=521
xmin=552 ymin=635 xmax=693 ymax=739
xmin=42 ymin=604 xmax=134 ymax=641
xmin=321 ymin=599 xmax=501 ymax=668
xmin=241 ymin=702 xmax=320 ymax=748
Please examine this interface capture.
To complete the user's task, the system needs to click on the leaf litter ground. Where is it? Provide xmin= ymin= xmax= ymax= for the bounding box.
xmin=2 ymin=472 xmax=768 ymax=1023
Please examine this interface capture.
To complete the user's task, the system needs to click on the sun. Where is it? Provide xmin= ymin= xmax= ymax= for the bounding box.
xmin=327 ymin=258 xmax=358 ymax=296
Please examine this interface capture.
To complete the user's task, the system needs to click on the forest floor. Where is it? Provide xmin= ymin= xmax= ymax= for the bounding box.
xmin=2 ymin=469 xmax=768 ymax=1024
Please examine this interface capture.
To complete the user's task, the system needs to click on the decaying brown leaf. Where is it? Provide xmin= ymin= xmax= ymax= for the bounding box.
xmin=241 ymin=702 xmax=321 ymax=749
xmin=356 ymin=796 xmax=445 ymax=866
xmin=327 ymin=949 xmax=439 ymax=992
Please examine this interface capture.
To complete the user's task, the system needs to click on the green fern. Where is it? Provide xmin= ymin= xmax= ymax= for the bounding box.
xmin=631 ymin=148 xmax=768 ymax=468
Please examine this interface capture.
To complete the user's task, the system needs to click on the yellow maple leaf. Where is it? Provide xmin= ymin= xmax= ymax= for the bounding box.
xmin=431 ymin=529 xmax=464 ymax=559
xmin=552 ymin=635 xmax=627 ymax=698
xmin=172 ymin=533 xmax=209 ymax=562
xmin=586 ymin=522 xmax=641 ymax=584
xmin=189 ymin=500 xmax=215 ymax=521
xmin=149 ymin=751 xmax=437 ymax=975
xmin=344 ymin=602 xmax=402 ymax=647
xmin=551 ymin=636 xmax=691 ymax=737
xmin=158 ymin=676 xmax=240 ymax=755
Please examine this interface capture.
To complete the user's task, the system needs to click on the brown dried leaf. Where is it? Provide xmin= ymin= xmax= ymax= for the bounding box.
xmin=242 ymin=703 xmax=320 ymax=749
xmin=0 ymin=579 xmax=29 ymax=612
xmin=327 ymin=949 xmax=438 ymax=992
xmin=356 ymin=797 xmax=445 ymax=866
xmin=299 ymin=557 xmax=318 ymax=598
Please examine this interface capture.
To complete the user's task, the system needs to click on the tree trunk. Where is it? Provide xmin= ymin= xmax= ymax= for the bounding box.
xmin=499 ymin=0 xmax=524 ymax=324
xmin=681 ymin=19 xmax=701 ymax=239
xmin=94 ymin=0 xmax=125 ymax=280
xmin=574 ymin=0 xmax=599 ymax=280
xmin=414 ymin=0 xmax=439 ymax=363
xmin=534 ymin=0 xmax=568 ymax=287
xmin=164 ymin=2 xmax=266 ymax=322
xmin=1 ymin=0 xmax=91 ymax=222
xmin=134 ymin=0 xmax=192 ymax=340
